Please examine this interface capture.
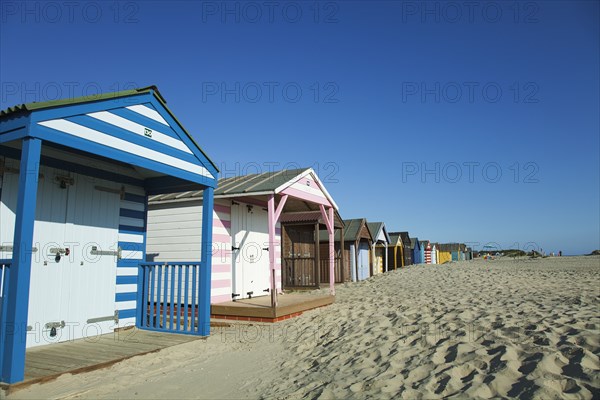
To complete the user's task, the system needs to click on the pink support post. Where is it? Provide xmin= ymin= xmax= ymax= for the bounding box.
xmin=328 ymin=207 xmax=335 ymax=295
xmin=318 ymin=204 xmax=336 ymax=296
xmin=267 ymin=194 xmax=277 ymax=308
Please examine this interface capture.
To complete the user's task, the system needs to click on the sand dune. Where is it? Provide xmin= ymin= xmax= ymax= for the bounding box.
xmin=8 ymin=256 xmax=600 ymax=399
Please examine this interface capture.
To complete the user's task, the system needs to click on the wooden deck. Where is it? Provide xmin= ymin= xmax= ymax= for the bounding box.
xmin=211 ymin=293 xmax=335 ymax=322
xmin=1 ymin=328 xmax=203 ymax=394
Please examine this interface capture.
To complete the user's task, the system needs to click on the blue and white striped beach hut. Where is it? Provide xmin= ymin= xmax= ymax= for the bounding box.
xmin=0 ymin=86 xmax=218 ymax=384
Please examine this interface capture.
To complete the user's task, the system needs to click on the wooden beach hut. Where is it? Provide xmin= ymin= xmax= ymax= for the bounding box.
xmin=388 ymin=233 xmax=404 ymax=270
xmin=0 ymin=87 xmax=218 ymax=383
xmin=411 ymin=238 xmax=422 ymax=264
xmin=394 ymin=232 xmax=413 ymax=266
xmin=147 ymin=168 xmax=342 ymax=303
xmin=437 ymin=244 xmax=453 ymax=264
xmin=367 ymin=222 xmax=390 ymax=274
xmin=321 ymin=219 xmax=372 ymax=281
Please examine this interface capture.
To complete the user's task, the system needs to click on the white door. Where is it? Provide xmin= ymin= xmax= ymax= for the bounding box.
xmin=60 ymin=173 xmax=120 ymax=342
xmin=0 ymin=162 xmax=120 ymax=348
xmin=231 ymin=202 xmax=270 ymax=299
xmin=358 ymin=242 xmax=370 ymax=280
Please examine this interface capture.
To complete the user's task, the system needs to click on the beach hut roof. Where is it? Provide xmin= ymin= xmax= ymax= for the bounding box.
xmin=438 ymin=243 xmax=466 ymax=251
xmin=149 ymin=167 xmax=339 ymax=210
xmin=319 ymin=218 xmax=372 ymax=242
xmin=389 ymin=231 xmax=411 ymax=246
xmin=367 ymin=222 xmax=390 ymax=244
xmin=410 ymin=237 xmax=421 ymax=250
xmin=279 ymin=210 xmax=345 ymax=229
xmin=388 ymin=232 xmax=404 ymax=246
xmin=0 ymin=85 xmax=219 ymax=175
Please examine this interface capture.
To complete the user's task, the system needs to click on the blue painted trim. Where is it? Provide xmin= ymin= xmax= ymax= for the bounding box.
xmin=0 ymin=144 xmax=145 ymax=186
xmin=42 ymin=140 xmax=135 ymax=170
xmin=199 ymin=187 xmax=214 ymax=336
xmin=118 ymin=309 xmax=137 ymax=319
xmin=0 ymin=114 xmax=29 ymax=135
xmin=118 ymin=259 xmax=141 ymax=268
xmin=119 ymin=224 xmax=145 ymax=233
xmin=33 ymin=124 xmax=216 ymax=187
xmin=120 ymin=209 xmax=145 ymax=220
xmin=144 ymin=96 xmax=219 ymax=179
xmin=116 ymin=275 xmax=138 ymax=285
xmin=65 ymin=115 xmax=201 ymax=165
xmin=145 ymin=176 xmax=212 ymax=194
xmin=125 ymin=192 xmax=147 ymax=329
xmin=1 ymin=137 xmax=41 ymax=383
xmin=140 ymin=262 xmax=202 ymax=266
xmin=0 ymin=128 xmax=27 ymax=144
xmin=109 ymin=107 xmax=180 ymax=139
xmin=116 ymin=292 xmax=137 ymax=302
xmin=29 ymin=92 xmax=219 ymax=179
xmin=123 ymin=193 xmax=146 ymax=203
xmin=118 ymin=241 xmax=144 ymax=252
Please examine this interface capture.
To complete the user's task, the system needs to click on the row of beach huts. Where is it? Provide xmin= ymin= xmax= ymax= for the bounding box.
xmin=146 ymin=173 xmax=474 ymax=304
xmin=0 ymin=87 xmax=471 ymax=384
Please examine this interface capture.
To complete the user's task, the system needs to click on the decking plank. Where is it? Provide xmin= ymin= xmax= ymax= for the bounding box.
xmin=2 ymin=329 xmax=203 ymax=394
xmin=211 ymin=294 xmax=334 ymax=319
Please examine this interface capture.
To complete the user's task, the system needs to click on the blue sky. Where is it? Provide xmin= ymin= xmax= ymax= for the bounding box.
xmin=1 ymin=1 xmax=598 ymax=255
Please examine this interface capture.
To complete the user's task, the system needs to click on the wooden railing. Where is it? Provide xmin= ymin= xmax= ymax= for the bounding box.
xmin=138 ymin=262 xmax=203 ymax=335
xmin=283 ymin=257 xmax=317 ymax=287
xmin=319 ymin=257 xmax=342 ymax=284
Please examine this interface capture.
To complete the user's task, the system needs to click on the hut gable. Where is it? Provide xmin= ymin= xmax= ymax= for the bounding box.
xmin=399 ymin=232 xmax=411 ymax=247
xmin=149 ymin=167 xmax=338 ymax=212
xmin=3 ymin=86 xmax=219 ymax=189
xmin=367 ymin=222 xmax=390 ymax=244
xmin=340 ymin=218 xmax=372 ymax=242
xmin=388 ymin=233 xmax=402 ymax=247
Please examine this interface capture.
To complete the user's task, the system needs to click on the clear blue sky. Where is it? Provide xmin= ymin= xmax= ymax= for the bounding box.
xmin=1 ymin=1 xmax=598 ymax=255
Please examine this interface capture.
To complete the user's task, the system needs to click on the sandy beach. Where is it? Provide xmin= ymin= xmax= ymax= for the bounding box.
xmin=8 ymin=256 xmax=600 ymax=399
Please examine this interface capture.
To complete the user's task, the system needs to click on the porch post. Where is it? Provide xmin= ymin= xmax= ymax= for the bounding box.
xmin=267 ymin=194 xmax=277 ymax=307
xmin=1 ymin=137 xmax=41 ymax=383
xmin=328 ymin=207 xmax=334 ymax=295
xmin=339 ymin=226 xmax=345 ymax=282
xmin=199 ymin=186 xmax=214 ymax=336
xmin=314 ymin=223 xmax=320 ymax=287
xmin=385 ymin=243 xmax=388 ymax=272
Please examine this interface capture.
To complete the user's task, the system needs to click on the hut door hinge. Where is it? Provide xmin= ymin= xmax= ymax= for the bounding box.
xmin=87 ymin=310 xmax=119 ymax=324
xmin=0 ymin=245 xmax=38 ymax=252
xmin=44 ymin=321 xmax=66 ymax=330
xmin=90 ymin=246 xmax=122 ymax=259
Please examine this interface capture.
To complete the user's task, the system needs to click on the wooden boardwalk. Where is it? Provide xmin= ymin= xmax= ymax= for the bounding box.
xmin=211 ymin=293 xmax=335 ymax=322
xmin=2 ymin=329 xmax=203 ymax=393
